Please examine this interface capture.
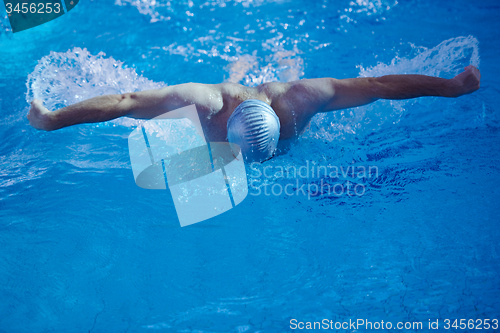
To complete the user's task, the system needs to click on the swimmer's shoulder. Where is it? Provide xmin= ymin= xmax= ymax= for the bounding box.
xmin=215 ymin=82 xmax=260 ymax=105
xmin=215 ymin=82 xmax=246 ymax=93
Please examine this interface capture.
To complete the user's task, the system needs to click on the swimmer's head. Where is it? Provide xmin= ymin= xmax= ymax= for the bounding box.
xmin=227 ymin=99 xmax=281 ymax=163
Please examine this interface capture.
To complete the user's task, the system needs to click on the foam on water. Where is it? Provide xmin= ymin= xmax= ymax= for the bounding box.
xmin=112 ymin=0 xmax=399 ymax=89
xmin=161 ymin=32 xmax=304 ymax=86
xmin=26 ymin=48 xmax=163 ymax=109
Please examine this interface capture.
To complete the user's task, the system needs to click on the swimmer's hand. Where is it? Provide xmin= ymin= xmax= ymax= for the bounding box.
xmin=27 ymin=100 xmax=54 ymax=131
xmin=448 ymin=65 xmax=481 ymax=97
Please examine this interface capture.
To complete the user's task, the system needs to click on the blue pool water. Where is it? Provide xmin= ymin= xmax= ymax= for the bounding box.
xmin=1 ymin=0 xmax=499 ymax=332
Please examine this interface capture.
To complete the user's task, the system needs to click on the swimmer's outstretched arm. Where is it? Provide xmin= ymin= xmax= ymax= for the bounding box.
xmin=28 ymin=83 xmax=219 ymax=131
xmin=289 ymin=65 xmax=481 ymax=116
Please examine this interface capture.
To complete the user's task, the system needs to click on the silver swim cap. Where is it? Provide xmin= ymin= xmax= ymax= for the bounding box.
xmin=227 ymin=99 xmax=281 ymax=163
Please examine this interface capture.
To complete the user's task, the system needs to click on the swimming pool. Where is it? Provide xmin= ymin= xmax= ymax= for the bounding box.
xmin=1 ymin=0 xmax=499 ymax=331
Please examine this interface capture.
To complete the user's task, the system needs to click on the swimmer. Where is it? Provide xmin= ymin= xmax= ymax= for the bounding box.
xmin=28 ymin=65 xmax=481 ymax=162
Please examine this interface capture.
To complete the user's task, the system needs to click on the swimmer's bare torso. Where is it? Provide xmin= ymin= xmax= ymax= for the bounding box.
xmin=28 ymin=66 xmax=481 ymax=140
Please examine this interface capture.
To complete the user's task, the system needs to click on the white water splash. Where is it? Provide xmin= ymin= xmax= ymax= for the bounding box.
xmin=26 ymin=47 xmax=164 ymax=117
xmin=359 ymin=36 xmax=480 ymax=77
xmin=305 ymin=36 xmax=480 ymax=142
